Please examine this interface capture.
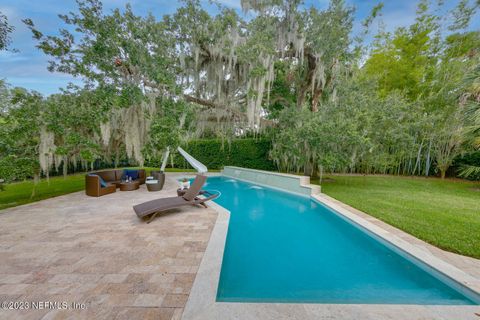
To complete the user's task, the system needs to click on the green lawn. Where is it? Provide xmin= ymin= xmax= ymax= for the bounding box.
xmin=0 ymin=167 xmax=197 ymax=211
xmin=316 ymin=175 xmax=480 ymax=259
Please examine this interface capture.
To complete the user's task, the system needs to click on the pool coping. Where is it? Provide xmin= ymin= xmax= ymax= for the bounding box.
xmin=182 ymin=174 xmax=480 ymax=320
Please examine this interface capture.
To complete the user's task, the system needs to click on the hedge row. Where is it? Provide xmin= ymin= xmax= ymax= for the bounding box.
xmin=172 ymin=138 xmax=276 ymax=171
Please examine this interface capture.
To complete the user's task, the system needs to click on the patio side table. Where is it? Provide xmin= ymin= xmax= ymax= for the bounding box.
xmin=119 ymin=181 xmax=140 ymax=191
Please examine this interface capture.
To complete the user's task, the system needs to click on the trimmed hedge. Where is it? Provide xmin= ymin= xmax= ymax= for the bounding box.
xmin=173 ymin=139 xmax=275 ymax=171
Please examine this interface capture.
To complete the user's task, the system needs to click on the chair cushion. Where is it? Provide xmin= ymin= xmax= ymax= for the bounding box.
xmin=146 ymin=180 xmax=159 ymax=184
xmin=123 ymin=169 xmax=139 ymax=180
xmin=89 ymin=174 xmax=107 ymax=188
xmin=99 ymin=177 xmax=108 ymax=188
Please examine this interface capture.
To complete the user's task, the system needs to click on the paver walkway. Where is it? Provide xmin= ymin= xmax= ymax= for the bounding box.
xmin=0 ymin=175 xmax=217 ymax=320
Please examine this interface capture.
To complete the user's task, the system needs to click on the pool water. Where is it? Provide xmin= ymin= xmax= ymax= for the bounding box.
xmin=204 ymin=176 xmax=477 ymax=305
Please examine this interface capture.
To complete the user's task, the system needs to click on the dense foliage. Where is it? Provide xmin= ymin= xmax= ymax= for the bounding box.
xmin=458 ymin=64 xmax=480 ymax=177
xmin=169 ymin=139 xmax=275 ymax=171
xmin=0 ymin=0 xmax=479 ymax=189
xmin=268 ymin=0 xmax=480 ymax=177
xmin=455 ymin=151 xmax=480 ymax=180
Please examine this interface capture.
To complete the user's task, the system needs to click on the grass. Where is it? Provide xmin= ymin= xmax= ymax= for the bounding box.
xmin=315 ymin=175 xmax=480 ymax=259
xmin=0 ymin=173 xmax=86 ymax=210
xmin=0 ymin=167 xmax=200 ymax=211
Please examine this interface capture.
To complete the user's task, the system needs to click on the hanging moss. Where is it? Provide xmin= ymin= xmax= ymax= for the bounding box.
xmin=39 ymin=127 xmax=55 ymax=175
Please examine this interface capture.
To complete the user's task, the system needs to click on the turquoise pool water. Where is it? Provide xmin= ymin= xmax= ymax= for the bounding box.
xmin=205 ymin=176 xmax=477 ymax=305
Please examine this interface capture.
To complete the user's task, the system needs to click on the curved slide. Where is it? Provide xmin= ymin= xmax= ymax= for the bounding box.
xmin=158 ymin=146 xmax=208 ymax=173
xmin=177 ymin=146 xmax=208 ymax=173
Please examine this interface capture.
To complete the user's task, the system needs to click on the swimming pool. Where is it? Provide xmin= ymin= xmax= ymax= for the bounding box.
xmin=203 ymin=176 xmax=478 ymax=305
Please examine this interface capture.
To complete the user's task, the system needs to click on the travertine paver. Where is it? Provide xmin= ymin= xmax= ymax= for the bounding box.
xmin=0 ymin=174 xmax=217 ymax=320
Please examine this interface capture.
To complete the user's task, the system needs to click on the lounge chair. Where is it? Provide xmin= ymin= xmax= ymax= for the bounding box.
xmin=133 ymin=174 xmax=218 ymax=223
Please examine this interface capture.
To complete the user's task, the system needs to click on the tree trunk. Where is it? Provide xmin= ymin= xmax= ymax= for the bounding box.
xmin=311 ymin=165 xmax=318 ymax=178
xmin=63 ymin=156 xmax=68 ymax=179
xmin=425 ymin=140 xmax=432 ymax=176
xmin=440 ymin=169 xmax=446 ymax=179
xmin=413 ymin=141 xmax=424 ymax=175
xmin=31 ymin=173 xmax=39 ymax=199
xmin=311 ymin=88 xmax=322 ymax=112
xmin=303 ymin=159 xmax=313 ymax=177
xmin=170 ymin=153 xmax=175 ymax=169
xmin=303 ymin=163 xmax=310 ymax=176
xmin=296 ymin=87 xmax=307 ymax=109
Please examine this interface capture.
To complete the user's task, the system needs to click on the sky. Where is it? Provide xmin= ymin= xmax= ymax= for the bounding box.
xmin=0 ymin=0 xmax=478 ymax=96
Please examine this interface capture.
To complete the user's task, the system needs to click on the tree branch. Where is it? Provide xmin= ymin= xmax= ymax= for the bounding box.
xmin=183 ymin=94 xmax=275 ymax=126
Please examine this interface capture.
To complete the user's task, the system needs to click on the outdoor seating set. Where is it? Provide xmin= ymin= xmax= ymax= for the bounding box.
xmin=85 ymin=169 xmax=165 ymax=197
xmin=86 ymin=167 xmax=218 ymax=224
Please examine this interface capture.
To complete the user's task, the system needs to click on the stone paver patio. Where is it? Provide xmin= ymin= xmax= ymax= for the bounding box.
xmin=0 ymin=174 xmax=217 ymax=320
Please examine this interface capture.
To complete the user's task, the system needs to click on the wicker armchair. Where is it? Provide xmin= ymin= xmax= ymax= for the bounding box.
xmin=85 ymin=174 xmax=116 ymax=197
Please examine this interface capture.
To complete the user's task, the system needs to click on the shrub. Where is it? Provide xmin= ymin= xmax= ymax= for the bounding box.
xmin=164 ymin=138 xmax=275 ymax=171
